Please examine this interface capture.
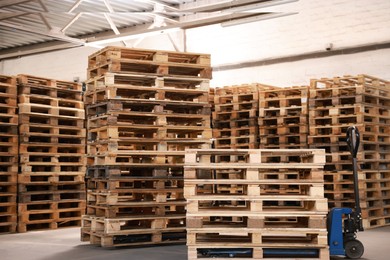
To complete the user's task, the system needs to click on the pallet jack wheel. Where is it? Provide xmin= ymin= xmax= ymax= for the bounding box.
xmin=345 ymin=239 xmax=364 ymax=259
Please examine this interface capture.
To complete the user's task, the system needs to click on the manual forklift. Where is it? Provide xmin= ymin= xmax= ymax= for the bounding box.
xmin=199 ymin=126 xmax=365 ymax=258
xmin=327 ymin=126 xmax=364 ymax=259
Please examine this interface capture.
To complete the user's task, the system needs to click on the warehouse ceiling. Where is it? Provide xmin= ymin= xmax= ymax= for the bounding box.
xmin=0 ymin=0 xmax=297 ymax=60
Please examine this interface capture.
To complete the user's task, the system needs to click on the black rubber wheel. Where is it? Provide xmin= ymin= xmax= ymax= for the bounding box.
xmin=345 ymin=239 xmax=364 ymax=259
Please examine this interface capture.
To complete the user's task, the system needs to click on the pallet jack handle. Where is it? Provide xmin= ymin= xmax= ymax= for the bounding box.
xmin=346 ymin=126 xmax=364 ymax=232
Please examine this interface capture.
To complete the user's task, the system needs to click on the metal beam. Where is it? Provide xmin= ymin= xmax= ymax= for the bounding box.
xmin=167 ymin=33 xmax=180 ymax=52
xmin=0 ymin=12 xmax=28 ymax=21
xmin=0 ymin=21 xmax=85 ymax=45
xmin=102 ymin=0 xmax=114 ymax=13
xmin=38 ymin=13 xmax=52 ymax=30
xmin=134 ymin=0 xmax=178 ymax=11
xmin=180 ymin=0 xmax=298 ymax=12
xmin=68 ymin=0 xmax=84 ymax=13
xmin=61 ymin=12 xmax=83 ymax=33
xmin=103 ymin=13 xmax=120 ymax=35
xmin=0 ymin=41 xmax=79 ymax=60
xmin=0 ymin=0 xmax=34 ymax=8
xmin=221 ymin=12 xmax=297 ymax=27
xmin=37 ymin=0 xmax=49 ymax=12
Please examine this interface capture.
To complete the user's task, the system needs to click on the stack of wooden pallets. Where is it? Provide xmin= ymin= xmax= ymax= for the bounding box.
xmin=259 ymin=86 xmax=309 ymax=149
xmin=212 ymin=84 xmax=260 ymax=149
xmin=309 ymin=74 xmax=390 ymax=228
xmin=81 ymin=47 xmax=212 ymax=247
xmin=0 ymin=75 xmax=18 ymax=234
xmin=184 ymin=149 xmax=329 ymax=260
xmin=17 ymin=74 xmax=86 ymax=232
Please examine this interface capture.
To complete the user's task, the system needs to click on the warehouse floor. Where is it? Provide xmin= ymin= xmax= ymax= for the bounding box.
xmin=0 ymin=226 xmax=388 ymax=260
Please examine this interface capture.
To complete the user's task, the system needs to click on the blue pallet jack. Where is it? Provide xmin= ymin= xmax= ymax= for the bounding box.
xmin=198 ymin=126 xmax=365 ymax=259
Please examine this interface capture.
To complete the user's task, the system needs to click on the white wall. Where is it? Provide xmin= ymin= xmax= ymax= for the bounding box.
xmin=0 ymin=46 xmax=97 ymax=82
xmin=211 ymin=48 xmax=390 ymax=87
xmin=0 ymin=0 xmax=389 ymax=87
xmin=186 ymin=0 xmax=390 ymax=65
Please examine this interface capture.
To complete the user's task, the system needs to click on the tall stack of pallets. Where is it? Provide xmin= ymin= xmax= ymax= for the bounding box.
xmin=81 ymin=47 xmax=212 ymax=247
xmin=309 ymin=74 xmax=390 ymax=228
xmin=259 ymin=86 xmax=309 ymax=149
xmin=212 ymin=84 xmax=260 ymax=149
xmin=0 ymin=75 xmax=18 ymax=234
xmin=184 ymin=149 xmax=329 ymax=260
xmin=17 ymin=74 xmax=86 ymax=232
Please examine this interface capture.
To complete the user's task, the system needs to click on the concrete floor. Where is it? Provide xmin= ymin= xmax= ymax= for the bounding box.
xmin=0 ymin=226 xmax=388 ymax=260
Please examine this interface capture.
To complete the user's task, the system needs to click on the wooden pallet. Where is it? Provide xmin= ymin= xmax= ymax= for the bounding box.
xmin=0 ymin=126 xmax=18 ymax=139
xmin=18 ymin=74 xmax=81 ymax=90
xmin=187 ymin=245 xmax=329 ymax=260
xmin=84 ymin=84 xmax=209 ymax=105
xmin=310 ymin=74 xmax=390 ymax=97
xmin=87 ymin=111 xmax=210 ymax=129
xmin=19 ymin=143 xmax=85 ymax=154
xmin=87 ymin=176 xmax=182 ymax=189
xmin=87 ymin=151 xmax=185 ymax=166
xmin=18 ymin=172 xmax=85 ymax=185
xmin=86 ymin=100 xmax=210 ymax=117
xmin=184 ymin=149 xmax=325 ymax=167
xmin=214 ymin=92 xmax=259 ymax=106
xmin=186 ymin=215 xmax=326 ymax=229
xmin=19 ymin=122 xmax=85 ymax=136
xmin=86 ymin=166 xmax=184 ymax=179
xmin=18 ymin=217 xmax=82 ymax=233
xmin=19 ymin=200 xmax=86 ymax=211
xmin=259 ymin=106 xmax=307 ymax=118
xmin=215 ymin=101 xmax=258 ymax=113
xmin=260 ymin=85 xmax=308 ymax=99
xmin=87 ymin=59 xmax=212 ymax=79
xmin=18 ymin=182 xmax=85 ymax=194
xmin=19 ymin=113 xmax=85 ymax=127
xmin=85 ymin=72 xmax=209 ymax=92
xmin=87 ymin=189 xmax=184 ymax=206
xmin=0 ymin=182 xmax=18 ymax=196
xmin=260 ymin=134 xmax=308 ymax=146
xmin=260 ymin=97 xmax=308 ymax=110
xmin=259 ymin=115 xmax=308 ymax=126
xmin=18 ymin=190 xmax=86 ymax=203
xmin=259 ymin=124 xmax=308 ymax=136
xmin=187 ymin=228 xmax=327 ymax=246
xmin=0 ymin=216 xmax=17 ymax=234
xmin=87 ymin=201 xmax=186 ymax=218
xmin=185 ymin=199 xmax=328 ymax=216
xmin=18 ymin=103 xmax=85 ymax=119
xmin=213 ymin=109 xmax=258 ymax=121
xmin=88 ymin=47 xmax=210 ymax=68
xmin=18 ymin=84 xmax=83 ymax=101
xmin=83 ymin=214 xmax=186 ymax=234
xmin=0 ymin=141 xmax=18 ymax=154
xmin=214 ymin=135 xmax=258 ymax=148
xmin=184 ymin=180 xmax=324 ymax=197
xmin=19 ymin=153 xmax=86 ymax=165
xmin=81 ymin=228 xmax=186 ymax=247
xmin=20 ymin=162 xmax=86 ymax=174
xmin=213 ymin=126 xmax=258 ymax=139
xmin=88 ymin=140 xmax=209 ymax=155
xmin=0 ymin=153 xmax=17 ymax=164
xmin=213 ymin=118 xmax=259 ymax=129
xmin=0 ymin=75 xmax=17 ymax=91
xmin=0 ymin=95 xmax=16 ymax=107
xmin=87 ymin=125 xmax=212 ymax=140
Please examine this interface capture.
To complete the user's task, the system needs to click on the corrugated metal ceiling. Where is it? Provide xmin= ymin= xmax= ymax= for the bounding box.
xmin=0 ymin=0 xmax=298 ymax=59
